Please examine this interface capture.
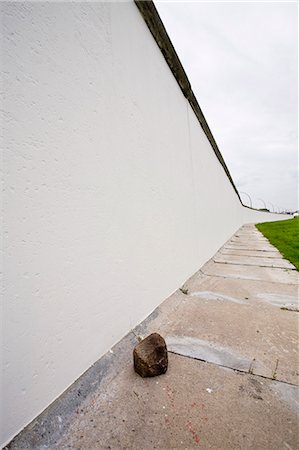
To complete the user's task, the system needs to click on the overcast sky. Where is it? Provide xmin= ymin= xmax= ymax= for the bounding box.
xmin=155 ymin=1 xmax=298 ymax=212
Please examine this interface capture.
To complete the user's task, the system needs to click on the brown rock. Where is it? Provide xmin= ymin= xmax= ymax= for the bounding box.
xmin=133 ymin=333 xmax=168 ymax=377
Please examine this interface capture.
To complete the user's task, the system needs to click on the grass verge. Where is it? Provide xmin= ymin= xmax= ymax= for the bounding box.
xmin=256 ymin=218 xmax=299 ymax=270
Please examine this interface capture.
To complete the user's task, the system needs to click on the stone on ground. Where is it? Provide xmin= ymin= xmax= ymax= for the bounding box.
xmin=133 ymin=333 xmax=168 ymax=377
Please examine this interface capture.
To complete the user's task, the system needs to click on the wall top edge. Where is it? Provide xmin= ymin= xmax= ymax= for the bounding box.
xmin=134 ymin=0 xmax=243 ymax=204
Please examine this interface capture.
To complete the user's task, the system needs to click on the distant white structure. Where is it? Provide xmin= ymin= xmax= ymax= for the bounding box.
xmin=0 ymin=1 xmax=289 ymax=446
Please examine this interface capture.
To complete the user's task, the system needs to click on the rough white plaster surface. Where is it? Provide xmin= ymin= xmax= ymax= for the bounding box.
xmin=0 ymin=2 xmax=290 ymax=446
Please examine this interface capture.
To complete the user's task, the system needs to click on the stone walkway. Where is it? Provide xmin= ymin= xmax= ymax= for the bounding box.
xmin=8 ymin=225 xmax=299 ymax=450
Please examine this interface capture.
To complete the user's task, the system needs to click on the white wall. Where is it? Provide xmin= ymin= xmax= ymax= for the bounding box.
xmin=0 ymin=2 xmax=289 ymax=446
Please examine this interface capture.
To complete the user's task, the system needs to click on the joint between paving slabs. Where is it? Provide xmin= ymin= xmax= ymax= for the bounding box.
xmin=212 ymin=259 xmax=296 ymax=270
xmin=168 ymin=350 xmax=298 ymax=388
xmin=219 ymin=251 xmax=283 ymax=260
xmin=223 ymin=248 xmax=281 ymax=253
xmin=198 ymin=269 xmax=298 ymax=285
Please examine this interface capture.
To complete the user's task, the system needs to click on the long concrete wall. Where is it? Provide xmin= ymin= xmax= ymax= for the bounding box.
xmin=1 ymin=2 xmax=289 ymax=446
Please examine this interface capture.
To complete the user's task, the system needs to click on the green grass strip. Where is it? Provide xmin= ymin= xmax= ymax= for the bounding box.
xmin=256 ymin=217 xmax=299 ymax=271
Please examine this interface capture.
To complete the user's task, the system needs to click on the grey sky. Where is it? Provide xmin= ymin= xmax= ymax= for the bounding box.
xmin=155 ymin=1 xmax=298 ymax=212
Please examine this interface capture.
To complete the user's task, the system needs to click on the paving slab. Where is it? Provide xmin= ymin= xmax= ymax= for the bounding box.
xmin=202 ymin=260 xmax=299 ymax=284
xmin=234 ymin=232 xmax=266 ymax=237
xmin=224 ymin=229 xmax=283 ymax=253
xmin=55 ymin=354 xmax=299 ymax=450
xmin=213 ymin=254 xmax=295 ymax=269
xmin=223 ymin=243 xmax=282 ymax=252
xmin=140 ymin=288 xmax=298 ymax=384
xmin=184 ymin=272 xmax=299 ymax=307
xmin=231 ymin=236 xmax=269 ymax=243
xmin=219 ymin=249 xmax=282 ymax=258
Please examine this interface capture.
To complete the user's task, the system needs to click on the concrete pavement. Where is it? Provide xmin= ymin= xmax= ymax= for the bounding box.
xmin=7 ymin=224 xmax=299 ymax=450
